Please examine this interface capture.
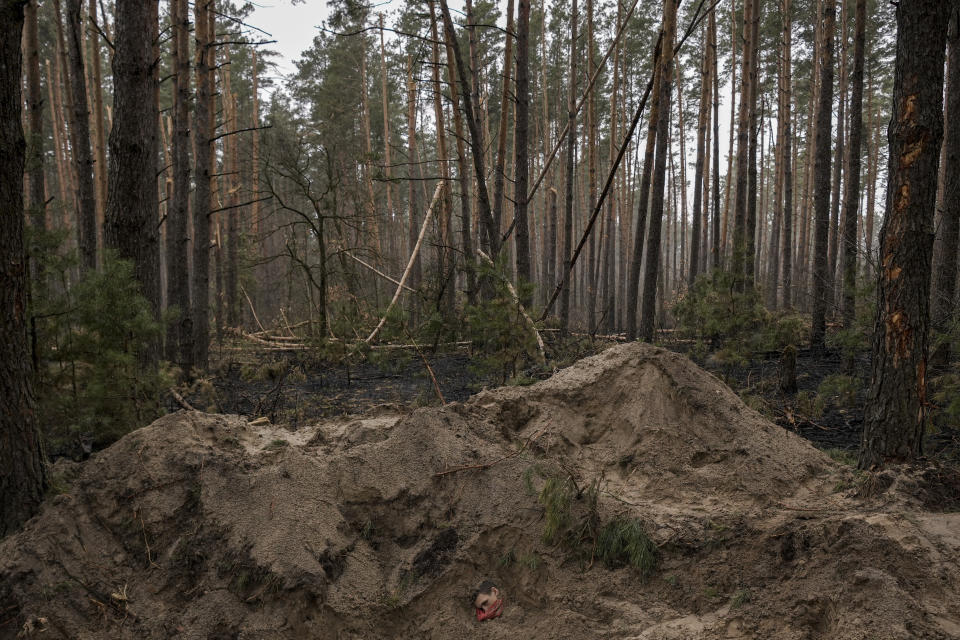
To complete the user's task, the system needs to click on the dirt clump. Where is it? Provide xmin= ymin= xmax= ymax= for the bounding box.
xmin=2 ymin=343 xmax=959 ymax=639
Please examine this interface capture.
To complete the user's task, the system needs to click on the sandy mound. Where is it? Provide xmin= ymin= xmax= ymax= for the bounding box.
xmin=2 ymin=343 xmax=959 ymax=639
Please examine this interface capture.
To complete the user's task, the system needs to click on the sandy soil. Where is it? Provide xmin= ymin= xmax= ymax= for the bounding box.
xmin=2 ymin=343 xmax=958 ymax=639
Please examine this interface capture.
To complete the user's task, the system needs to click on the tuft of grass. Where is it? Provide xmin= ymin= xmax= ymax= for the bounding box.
xmin=730 ymin=588 xmax=752 ymax=609
xmin=704 ymin=585 xmax=720 ymax=599
xmin=795 ymin=390 xmax=825 ymax=419
xmin=825 ymin=448 xmax=858 ymax=467
xmin=539 ymin=475 xmax=577 ymax=545
xmin=593 ymin=517 xmax=658 ymax=577
xmin=518 ymin=552 xmax=541 ymax=570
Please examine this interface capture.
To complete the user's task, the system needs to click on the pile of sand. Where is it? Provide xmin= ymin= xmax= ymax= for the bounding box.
xmin=2 ymin=343 xmax=959 ymax=639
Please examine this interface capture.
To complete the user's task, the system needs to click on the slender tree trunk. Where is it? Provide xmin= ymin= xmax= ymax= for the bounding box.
xmin=46 ymin=58 xmax=68 ymax=232
xmin=864 ymin=70 xmax=877 ymax=276
xmin=809 ymin=0 xmax=835 ymax=350
xmin=767 ymin=100 xmax=784 ymax=308
xmin=798 ymin=0 xmax=823 ymax=309
xmin=690 ymin=26 xmax=711 ymax=286
xmin=379 ymin=15 xmax=394 ymax=237
xmin=828 ymin=3 xmax=848 ymax=302
xmin=491 ymin=0 xmax=514 ymax=242
xmin=513 ymin=0 xmax=532 ymax=295
xmin=89 ymin=0 xmax=107 ymax=242
xmin=601 ymin=0 xmax=622 ymax=332
xmin=675 ymin=64 xmax=689 ymax=284
xmin=731 ymin=0 xmax=754 ymax=282
xmin=625 ymin=58 xmax=663 ymax=340
xmin=65 ymin=0 xmax=97 ymax=271
xmin=1 ymin=0 xmax=48 ymax=537
xmin=166 ymin=0 xmax=192 ymax=370
xmin=721 ymin=0 xmax=738 ymax=261
xmin=933 ymin=8 xmax=960 ymax=365
xmin=780 ymin=0 xmax=794 ymax=309
xmin=104 ymin=0 xmax=161 ymax=335
xmin=24 ymin=0 xmax=45 ymax=231
xmin=860 ymin=0 xmax=949 ymax=469
xmin=405 ymin=54 xmax=422 ymax=299
xmin=584 ymin=0 xmax=599 ymax=327
xmin=710 ymin=7 xmax=721 ymax=270
xmin=560 ymin=0 xmax=579 ymax=332
xmin=639 ymin=0 xmax=678 ymax=342
xmin=427 ymin=0 xmax=454 ymax=316
xmin=744 ymin=0 xmax=761 ymax=287
xmin=438 ymin=0 xmax=499 ymax=260
xmin=444 ymin=29 xmax=476 ymax=307
xmin=840 ymin=0 xmax=865 ymax=330
xmin=222 ymin=57 xmax=239 ymax=328
xmin=192 ymin=0 xmax=213 ymax=370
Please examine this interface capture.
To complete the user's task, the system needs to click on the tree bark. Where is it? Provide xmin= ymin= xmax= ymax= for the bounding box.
xmin=89 ymin=0 xmax=107 ymax=241
xmin=828 ymin=1 xmax=848 ymax=301
xmin=1 ymin=0 xmax=48 ymax=537
xmin=585 ymin=0 xmax=598 ymax=326
xmin=780 ymin=0 xmax=794 ymax=309
xmin=23 ymin=0 xmax=44 ymax=234
xmin=840 ymin=0 xmax=865 ymax=330
xmin=601 ymin=0 xmax=622 ymax=331
xmin=710 ymin=7 xmax=721 ymax=271
xmin=625 ymin=58 xmax=662 ymax=340
xmin=104 ymin=0 xmax=161 ymax=333
xmin=514 ymin=0 xmax=532 ymax=293
xmin=932 ymin=10 xmax=960 ymax=366
xmin=639 ymin=0 xmax=678 ymax=342
xmin=491 ymin=0 xmax=514 ymax=241
xmin=744 ymin=0 xmax=760 ymax=288
xmin=443 ymin=25 xmax=477 ymax=306
xmin=426 ymin=0 xmax=453 ymax=315
xmin=192 ymin=0 xmax=213 ymax=370
xmin=405 ymin=54 xmax=422 ymax=298
xmin=690 ymin=24 xmax=712 ymax=286
xmin=731 ymin=0 xmax=754 ymax=282
xmin=809 ymin=0 xmax=835 ymax=350
xmin=860 ymin=0 xmax=949 ymax=469
xmin=437 ymin=0 xmax=499 ymax=260
xmin=65 ymin=0 xmax=97 ymax=271
xmin=560 ymin=0 xmax=578 ymax=332
xmin=166 ymin=0 xmax=192 ymax=371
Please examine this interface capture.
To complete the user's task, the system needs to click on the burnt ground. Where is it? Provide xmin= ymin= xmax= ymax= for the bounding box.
xmin=175 ymin=334 xmax=960 ymax=465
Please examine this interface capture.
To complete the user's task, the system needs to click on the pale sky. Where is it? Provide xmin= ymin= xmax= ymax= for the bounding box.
xmin=248 ymin=1 xmax=329 ymax=78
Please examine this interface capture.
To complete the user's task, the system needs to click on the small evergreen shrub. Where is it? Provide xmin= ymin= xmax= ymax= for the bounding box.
xmin=817 ymin=374 xmax=859 ymax=408
xmin=594 ymin=517 xmax=657 ymax=575
xmin=464 ymin=258 xmax=538 ymax=384
xmin=33 ymin=253 xmax=170 ymax=455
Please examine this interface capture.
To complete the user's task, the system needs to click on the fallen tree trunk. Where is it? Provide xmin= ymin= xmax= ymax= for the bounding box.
xmin=477 ymin=250 xmax=546 ymax=364
xmin=366 ymin=182 xmax=444 ymax=344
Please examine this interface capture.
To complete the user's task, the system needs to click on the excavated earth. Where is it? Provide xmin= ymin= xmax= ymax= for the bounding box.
xmin=2 ymin=343 xmax=959 ymax=639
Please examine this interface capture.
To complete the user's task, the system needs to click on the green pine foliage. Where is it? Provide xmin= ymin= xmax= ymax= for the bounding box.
xmin=33 ymin=251 xmax=170 ymax=455
xmin=675 ymin=269 xmax=805 ymax=362
xmin=594 ymin=517 xmax=658 ymax=576
xmin=527 ymin=464 xmax=657 ymax=576
xmin=464 ymin=258 xmax=539 ymax=383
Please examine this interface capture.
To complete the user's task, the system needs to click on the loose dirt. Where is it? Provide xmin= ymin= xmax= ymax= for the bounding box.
xmin=2 ymin=343 xmax=959 ymax=639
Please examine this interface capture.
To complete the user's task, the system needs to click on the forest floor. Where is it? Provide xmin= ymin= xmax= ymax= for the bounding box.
xmin=178 ymin=331 xmax=960 ymax=465
xmin=3 ymin=341 xmax=960 ymax=639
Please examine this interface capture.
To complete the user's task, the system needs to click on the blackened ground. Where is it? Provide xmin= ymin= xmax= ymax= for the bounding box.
xmin=676 ymin=342 xmax=960 ymax=463
xmin=178 ymin=335 xmax=958 ymax=464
